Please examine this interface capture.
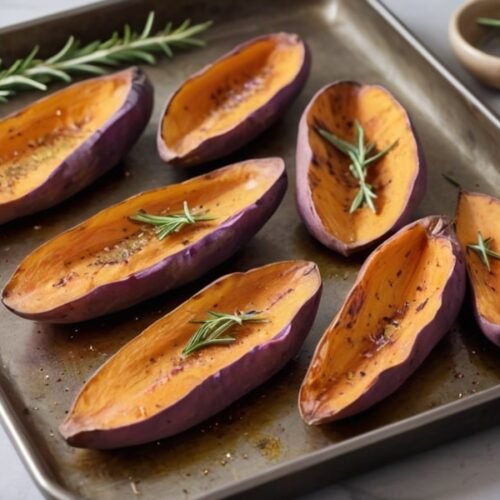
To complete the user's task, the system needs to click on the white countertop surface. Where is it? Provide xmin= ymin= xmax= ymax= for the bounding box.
xmin=0 ymin=1 xmax=499 ymax=499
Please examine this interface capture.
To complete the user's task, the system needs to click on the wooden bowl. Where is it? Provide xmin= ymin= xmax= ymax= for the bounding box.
xmin=449 ymin=0 xmax=500 ymax=88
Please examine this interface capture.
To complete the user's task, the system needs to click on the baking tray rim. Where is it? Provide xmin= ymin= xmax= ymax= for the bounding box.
xmin=0 ymin=0 xmax=499 ymax=498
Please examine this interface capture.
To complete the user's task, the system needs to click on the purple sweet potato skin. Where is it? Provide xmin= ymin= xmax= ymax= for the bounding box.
xmin=473 ymin=292 xmax=500 ymax=347
xmin=0 ymin=67 xmax=153 ymax=225
xmin=157 ymin=33 xmax=311 ymax=167
xmin=456 ymin=191 xmax=500 ymax=347
xmin=61 ymin=277 xmax=322 ymax=449
xmin=4 ymin=161 xmax=287 ymax=323
xmin=295 ymin=81 xmax=426 ymax=257
xmin=305 ymin=216 xmax=466 ymax=424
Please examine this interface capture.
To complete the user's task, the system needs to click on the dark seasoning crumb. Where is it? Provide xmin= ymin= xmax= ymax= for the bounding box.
xmin=208 ymin=66 xmax=272 ymax=113
xmin=0 ymin=111 xmax=93 ymax=195
xmin=90 ymin=228 xmax=155 ymax=266
xmin=360 ymin=300 xmax=410 ymax=359
xmin=50 ymin=202 xmax=208 ymax=287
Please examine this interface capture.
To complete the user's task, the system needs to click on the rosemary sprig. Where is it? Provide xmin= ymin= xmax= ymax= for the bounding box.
xmin=477 ymin=17 xmax=500 ymax=28
xmin=130 ymin=201 xmax=214 ymax=240
xmin=316 ymin=120 xmax=398 ymax=213
xmin=182 ymin=310 xmax=268 ymax=357
xmin=467 ymin=231 xmax=500 ymax=272
xmin=0 ymin=12 xmax=212 ymax=103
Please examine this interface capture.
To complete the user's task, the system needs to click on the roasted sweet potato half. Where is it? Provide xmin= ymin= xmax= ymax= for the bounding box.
xmin=299 ymin=216 xmax=465 ymax=424
xmin=2 ymin=158 xmax=287 ymax=323
xmin=158 ymin=33 xmax=310 ymax=166
xmin=456 ymin=191 xmax=500 ymax=346
xmin=0 ymin=67 xmax=153 ymax=224
xmin=296 ymin=81 xmax=426 ymax=256
xmin=60 ymin=260 xmax=322 ymax=449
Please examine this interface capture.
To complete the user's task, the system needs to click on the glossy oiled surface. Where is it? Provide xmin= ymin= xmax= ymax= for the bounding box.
xmin=3 ymin=159 xmax=283 ymax=314
xmin=0 ymin=0 xmax=499 ymax=499
xmin=63 ymin=261 xmax=320 ymax=432
xmin=0 ymin=71 xmax=131 ymax=202
xmin=300 ymin=221 xmax=455 ymax=423
xmin=162 ymin=33 xmax=305 ymax=156
xmin=306 ymin=83 xmax=419 ymax=245
xmin=456 ymin=191 xmax=500 ymax=325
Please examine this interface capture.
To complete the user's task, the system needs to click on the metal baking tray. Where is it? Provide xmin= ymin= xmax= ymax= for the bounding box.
xmin=0 ymin=0 xmax=499 ymax=498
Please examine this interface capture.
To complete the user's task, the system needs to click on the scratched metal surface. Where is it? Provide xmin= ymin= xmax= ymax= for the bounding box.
xmin=0 ymin=0 xmax=499 ymax=498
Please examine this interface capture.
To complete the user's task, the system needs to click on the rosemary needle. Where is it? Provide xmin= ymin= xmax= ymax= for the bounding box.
xmin=182 ymin=310 xmax=267 ymax=357
xmin=316 ymin=120 xmax=398 ymax=214
xmin=477 ymin=17 xmax=500 ymax=28
xmin=442 ymin=173 xmax=461 ymax=188
xmin=0 ymin=12 xmax=212 ymax=103
xmin=467 ymin=231 xmax=500 ymax=272
xmin=130 ymin=201 xmax=214 ymax=240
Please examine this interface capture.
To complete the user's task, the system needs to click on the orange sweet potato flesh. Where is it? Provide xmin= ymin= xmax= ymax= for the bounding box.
xmin=305 ymin=82 xmax=422 ymax=250
xmin=0 ymin=71 xmax=132 ymax=203
xmin=161 ymin=34 xmax=305 ymax=158
xmin=299 ymin=219 xmax=459 ymax=424
xmin=62 ymin=261 xmax=320 ymax=434
xmin=3 ymin=159 xmax=283 ymax=317
xmin=456 ymin=191 xmax=500 ymax=328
